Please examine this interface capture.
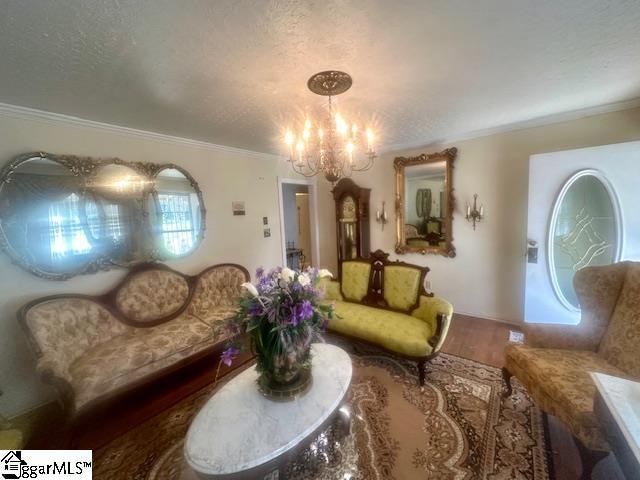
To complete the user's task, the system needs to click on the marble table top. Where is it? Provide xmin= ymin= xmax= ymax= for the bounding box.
xmin=184 ymin=343 xmax=352 ymax=476
xmin=591 ymin=372 xmax=640 ymax=466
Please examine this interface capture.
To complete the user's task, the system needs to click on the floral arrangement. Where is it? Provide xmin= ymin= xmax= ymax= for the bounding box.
xmin=221 ymin=266 xmax=335 ymax=384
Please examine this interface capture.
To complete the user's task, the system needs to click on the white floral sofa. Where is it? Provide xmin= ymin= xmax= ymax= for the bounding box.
xmin=19 ymin=263 xmax=249 ymax=418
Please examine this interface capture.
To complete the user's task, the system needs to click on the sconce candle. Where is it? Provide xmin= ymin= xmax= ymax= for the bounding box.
xmin=376 ymin=201 xmax=389 ymax=231
xmin=466 ymin=194 xmax=484 ymax=230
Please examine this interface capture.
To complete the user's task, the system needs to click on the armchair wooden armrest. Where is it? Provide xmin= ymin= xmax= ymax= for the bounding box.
xmin=412 ymin=295 xmax=453 ymax=354
xmin=429 ymin=312 xmax=451 ymax=353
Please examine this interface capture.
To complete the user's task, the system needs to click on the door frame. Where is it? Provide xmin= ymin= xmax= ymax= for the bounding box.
xmin=277 ymin=177 xmax=320 ymax=268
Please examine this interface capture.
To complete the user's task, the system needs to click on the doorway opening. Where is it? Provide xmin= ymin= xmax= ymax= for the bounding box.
xmin=278 ymin=179 xmax=319 ymax=270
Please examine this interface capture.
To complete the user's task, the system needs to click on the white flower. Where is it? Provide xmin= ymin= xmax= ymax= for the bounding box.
xmin=241 ymin=282 xmax=259 ymax=297
xmin=298 ymin=273 xmax=311 ymax=287
xmin=280 ymin=267 xmax=295 ymax=283
xmin=317 ymin=269 xmax=333 ymax=279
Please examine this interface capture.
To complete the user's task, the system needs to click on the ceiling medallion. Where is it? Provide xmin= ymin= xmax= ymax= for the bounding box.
xmin=284 ymin=71 xmax=377 ymax=183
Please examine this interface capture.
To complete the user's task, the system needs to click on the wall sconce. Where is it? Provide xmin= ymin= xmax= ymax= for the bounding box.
xmin=465 ymin=194 xmax=484 ymax=230
xmin=376 ymin=201 xmax=389 ymax=231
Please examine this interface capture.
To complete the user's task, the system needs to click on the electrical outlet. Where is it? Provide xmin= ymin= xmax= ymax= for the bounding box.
xmin=424 ymin=280 xmax=432 ymax=291
xmin=263 ymin=228 xmax=271 ymax=238
xmin=509 ymin=330 xmax=524 ymax=343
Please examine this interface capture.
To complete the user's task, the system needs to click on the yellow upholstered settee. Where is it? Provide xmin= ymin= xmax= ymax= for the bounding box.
xmin=503 ymin=262 xmax=640 ymax=474
xmin=19 ymin=263 xmax=249 ymax=418
xmin=321 ymin=250 xmax=453 ymax=385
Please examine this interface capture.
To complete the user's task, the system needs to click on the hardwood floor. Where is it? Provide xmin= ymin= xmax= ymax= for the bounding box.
xmin=26 ymin=312 xmax=624 ymax=478
xmin=441 ymin=313 xmax=517 ymax=367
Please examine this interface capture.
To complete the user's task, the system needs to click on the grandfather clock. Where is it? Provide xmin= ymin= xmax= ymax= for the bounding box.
xmin=332 ymin=178 xmax=371 ymax=276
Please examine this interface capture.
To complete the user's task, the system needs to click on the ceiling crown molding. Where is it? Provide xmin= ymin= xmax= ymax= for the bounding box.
xmin=0 ymin=102 xmax=283 ymax=160
xmin=379 ymin=96 xmax=640 ymax=154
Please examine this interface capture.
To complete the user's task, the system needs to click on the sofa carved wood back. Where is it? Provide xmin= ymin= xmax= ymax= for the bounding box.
xmin=19 ymin=262 xmax=250 ymax=357
xmin=362 ymin=250 xmax=389 ymax=309
xmin=342 ymin=249 xmax=431 ymax=314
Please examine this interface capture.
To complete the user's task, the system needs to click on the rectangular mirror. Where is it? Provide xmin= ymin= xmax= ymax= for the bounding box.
xmin=394 ymin=148 xmax=457 ymax=257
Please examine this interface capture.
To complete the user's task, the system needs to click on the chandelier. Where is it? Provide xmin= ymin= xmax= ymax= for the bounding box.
xmin=283 ymin=71 xmax=377 ymax=183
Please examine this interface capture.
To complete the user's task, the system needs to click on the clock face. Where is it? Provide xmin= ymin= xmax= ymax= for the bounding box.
xmin=341 ymin=196 xmax=356 ymax=220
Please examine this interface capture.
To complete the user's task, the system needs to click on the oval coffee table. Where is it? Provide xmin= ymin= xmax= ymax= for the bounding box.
xmin=184 ymin=343 xmax=352 ymax=479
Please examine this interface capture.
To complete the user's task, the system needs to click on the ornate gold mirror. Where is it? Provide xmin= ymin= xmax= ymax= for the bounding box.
xmin=394 ymin=148 xmax=457 ymax=257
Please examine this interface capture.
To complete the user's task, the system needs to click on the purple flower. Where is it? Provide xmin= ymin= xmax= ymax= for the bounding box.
xmin=291 ymin=300 xmax=314 ymax=326
xmin=221 ymin=346 xmax=240 ymax=366
xmin=248 ymin=301 xmax=263 ymax=316
xmin=256 ymin=266 xmax=265 ymax=278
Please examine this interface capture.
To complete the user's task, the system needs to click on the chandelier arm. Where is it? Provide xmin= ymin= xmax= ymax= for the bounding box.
xmin=284 ymin=71 xmax=377 ymax=182
xmin=290 ymin=156 xmax=321 ymax=178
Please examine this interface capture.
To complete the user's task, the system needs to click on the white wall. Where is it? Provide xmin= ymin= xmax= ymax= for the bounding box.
xmin=316 ymin=106 xmax=640 ymax=324
xmin=0 ymin=107 xmax=296 ymax=417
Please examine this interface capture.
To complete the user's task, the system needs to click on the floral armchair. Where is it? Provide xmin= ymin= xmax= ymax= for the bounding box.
xmin=503 ymin=262 xmax=640 ymax=475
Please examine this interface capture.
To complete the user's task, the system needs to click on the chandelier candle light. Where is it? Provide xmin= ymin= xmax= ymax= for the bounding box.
xmin=284 ymin=71 xmax=377 ymax=183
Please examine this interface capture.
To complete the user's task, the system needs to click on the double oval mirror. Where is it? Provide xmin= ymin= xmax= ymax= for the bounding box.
xmin=0 ymin=153 xmax=205 ymax=280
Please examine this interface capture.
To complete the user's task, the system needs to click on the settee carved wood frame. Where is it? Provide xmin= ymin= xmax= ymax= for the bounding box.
xmin=0 ymin=152 xmax=207 ymax=280
xmin=332 ymin=249 xmax=446 ymax=385
xmin=18 ymin=262 xmax=250 ymax=426
xmin=394 ymin=147 xmax=457 ymax=257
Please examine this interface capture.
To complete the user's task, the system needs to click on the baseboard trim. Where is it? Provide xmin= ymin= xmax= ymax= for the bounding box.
xmin=454 ymin=310 xmax=522 ymax=327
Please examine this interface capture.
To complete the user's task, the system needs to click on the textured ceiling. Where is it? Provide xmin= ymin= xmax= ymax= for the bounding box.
xmin=1 ymin=0 xmax=639 ymax=154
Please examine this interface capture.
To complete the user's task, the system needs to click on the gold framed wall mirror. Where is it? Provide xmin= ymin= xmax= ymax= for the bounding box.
xmin=394 ymin=147 xmax=457 ymax=257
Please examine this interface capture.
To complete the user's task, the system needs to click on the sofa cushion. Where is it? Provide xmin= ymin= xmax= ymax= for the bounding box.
xmin=598 ymin=263 xmax=640 ymax=378
xmin=384 ymin=265 xmax=421 ymax=311
xmin=187 ymin=265 xmax=246 ymax=320
xmin=505 ymin=343 xmax=626 ymax=451
xmin=329 ymin=301 xmax=435 ymax=357
xmin=68 ymin=313 xmax=214 ymax=411
xmin=196 ymin=307 xmax=239 ymax=341
xmin=341 ymin=261 xmax=371 ymax=302
xmin=115 ymin=269 xmax=189 ymax=323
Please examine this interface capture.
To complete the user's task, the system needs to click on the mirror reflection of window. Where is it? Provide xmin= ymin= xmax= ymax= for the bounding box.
xmin=49 ymin=193 xmax=92 ymax=260
xmin=158 ymin=193 xmax=199 ymax=255
xmin=154 ymin=168 xmax=202 ymax=257
xmin=85 ymin=200 xmax=123 ymax=242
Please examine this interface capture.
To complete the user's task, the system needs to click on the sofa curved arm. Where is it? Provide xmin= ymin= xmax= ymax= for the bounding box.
xmin=411 ymin=295 xmax=453 ymax=354
xmin=318 ymin=278 xmax=344 ymax=302
xmin=36 ymin=356 xmax=75 ymax=410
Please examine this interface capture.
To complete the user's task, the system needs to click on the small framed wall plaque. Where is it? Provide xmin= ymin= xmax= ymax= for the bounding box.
xmin=232 ymin=201 xmax=246 ymax=216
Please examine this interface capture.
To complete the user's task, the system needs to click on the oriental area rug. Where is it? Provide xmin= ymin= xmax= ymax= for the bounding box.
xmin=94 ymin=343 xmax=551 ymax=480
